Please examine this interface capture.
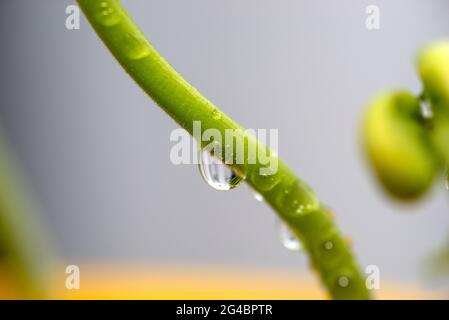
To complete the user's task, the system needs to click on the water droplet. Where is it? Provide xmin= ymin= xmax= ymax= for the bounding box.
xmin=211 ymin=109 xmax=222 ymax=120
xmin=276 ymin=217 xmax=301 ymax=252
xmin=420 ymin=99 xmax=434 ymax=120
xmin=324 ymin=240 xmax=334 ymax=250
xmin=315 ymin=234 xmax=343 ymax=269
xmin=198 ymin=149 xmax=245 ymax=191
xmin=95 ymin=1 xmax=121 ymax=27
xmin=338 ymin=276 xmax=349 ymax=288
xmin=276 ymin=180 xmax=320 ymax=218
xmin=121 ymin=32 xmax=150 ymax=60
xmin=253 ymin=192 xmax=264 ymax=202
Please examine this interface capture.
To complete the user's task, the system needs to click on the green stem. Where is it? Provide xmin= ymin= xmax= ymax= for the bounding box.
xmin=0 ymin=129 xmax=53 ymax=298
xmin=77 ymin=0 xmax=370 ymax=299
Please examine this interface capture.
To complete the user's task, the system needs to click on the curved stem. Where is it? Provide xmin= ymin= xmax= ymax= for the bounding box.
xmin=77 ymin=0 xmax=370 ymax=299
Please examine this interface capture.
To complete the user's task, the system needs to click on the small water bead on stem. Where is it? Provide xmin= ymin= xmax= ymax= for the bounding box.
xmin=198 ymin=148 xmax=245 ymax=191
xmin=250 ymin=168 xmax=281 ymax=192
xmin=315 ymin=233 xmax=344 ymax=270
xmin=326 ymin=269 xmax=355 ymax=295
xmin=328 ymin=271 xmax=360 ymax=299
xmin=338 ymin=276 xmax=349 ymax=288
xmin=211 ymin=109 xmax=222 ymax=121
xmin=275 ymin=179 xmax=320 ymax=218
xmin=276 ymin=217 xmax=302 ymax=252
xmin=323 ymin=240 xmax=334 ymax=250
xmin=95 ymin=1 xmax=121 ymax=27
xmin=120 ymin=32 xmax=151 ymax=60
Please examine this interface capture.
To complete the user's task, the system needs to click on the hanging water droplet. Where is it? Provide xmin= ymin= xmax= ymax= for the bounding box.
xmin=198 ymin=149 xmax=245 ymax=191
xmin=276 ymin=217 xmax=301 ymax=252
xmin=253 ymin=192 xmax=264 ymax=202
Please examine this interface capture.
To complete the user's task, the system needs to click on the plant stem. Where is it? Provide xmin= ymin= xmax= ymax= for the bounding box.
xmin=77 ymin=0 xmax=370 ymax=299
xmin=0 ymin=129 xmax=53 ymax=298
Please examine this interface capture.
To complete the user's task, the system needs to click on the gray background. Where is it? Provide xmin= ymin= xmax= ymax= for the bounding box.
xmin=1 ymin=0 xmax=449 ymax=289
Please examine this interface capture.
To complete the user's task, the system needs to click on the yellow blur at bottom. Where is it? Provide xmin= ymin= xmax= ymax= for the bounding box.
xmin=0 ymin=264 xmax=445 ymax=300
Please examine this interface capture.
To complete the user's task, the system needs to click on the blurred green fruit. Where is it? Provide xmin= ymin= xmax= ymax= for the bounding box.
xmin=418 ymin=41 xmax=449 ymax=105
xmin=429 ymin=105 xmax=449 ymax=165
xmin=363 ymin=91 xmax=440 ymax=200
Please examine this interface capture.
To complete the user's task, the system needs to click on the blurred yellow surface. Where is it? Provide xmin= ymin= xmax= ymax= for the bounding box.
xmin=0 ymin=264 xmax=446 ymax=299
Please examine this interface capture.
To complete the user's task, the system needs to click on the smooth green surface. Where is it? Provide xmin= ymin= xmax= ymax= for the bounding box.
xmin=77 ymin=0 xmax=370 ymax=299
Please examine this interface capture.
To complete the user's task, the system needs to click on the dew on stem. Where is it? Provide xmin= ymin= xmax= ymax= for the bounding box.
xmin=121 ymin=32 xmax=150 ymax=60
xmin=95 ymin=1 xmax=121 ymax=27
xmin=77 ymin=0 xmax=371 ymax=299
xmin=338 ymin=276 xmax=350 ymax=288
xmin=198 ymin=149 xmax=245 ymax=191
xmin=314 ymin=233 xmax=344 ymax=270
xmin=211 ymin=109 xmax=222 ymax=121
xmin=276 ymin=179 xmax=320 ymax=218
xmin=251 ymin=169 xmax=281 ymax=192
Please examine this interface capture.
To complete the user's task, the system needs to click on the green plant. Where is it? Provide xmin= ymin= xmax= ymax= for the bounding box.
xmin=77 ymin=0 xmax=370 ymax=299
xmin=0 ymin=129 xmax=53 ymax=298
xmin=363 ymin=42 xmax=449 ymax=279
xmin=363 ymin=41 xmax=449 ymax=200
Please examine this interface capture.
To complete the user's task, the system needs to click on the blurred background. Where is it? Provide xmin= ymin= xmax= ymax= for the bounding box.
xmin=1 ymin=0 xmax=449 ymax=297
